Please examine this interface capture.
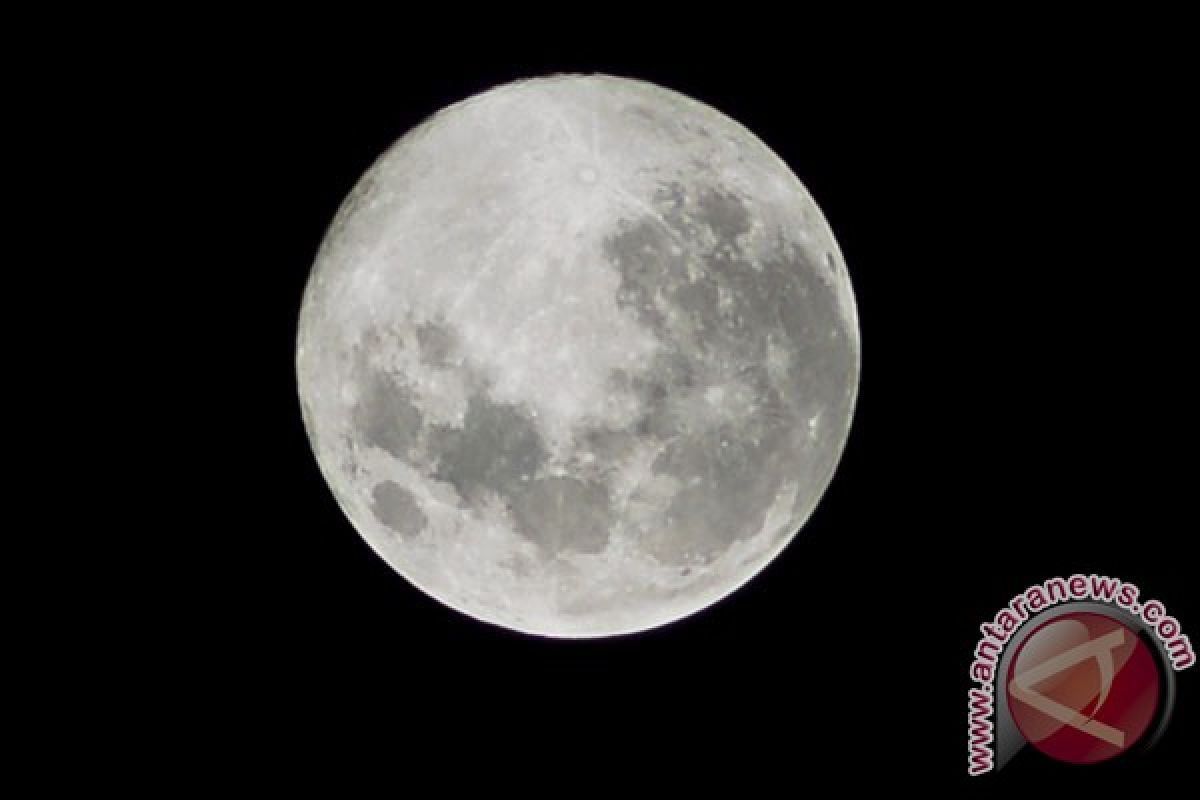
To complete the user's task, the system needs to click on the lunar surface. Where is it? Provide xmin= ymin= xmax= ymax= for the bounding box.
xmin=296 ymin=74 xmax=860 ymax=637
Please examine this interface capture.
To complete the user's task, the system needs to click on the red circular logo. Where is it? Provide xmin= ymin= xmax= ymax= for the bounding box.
xmin=1006 ymin=612 xmax=1161 ymax=764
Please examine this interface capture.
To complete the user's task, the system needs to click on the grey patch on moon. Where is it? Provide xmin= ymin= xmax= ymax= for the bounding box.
xmin=296 ymin=74 xmax=860 ymax=637
xmin=427 ymin=391 xmax=548 ymax=504
xmin=696 ymin=187 xmax=752 ymax=243
xmin=415 ymin=318 xmax=458 ymax=366
xmin=508 ymin=476 xmax=613 ymax=556
xmin=371 ymin=481 xmax=428 ymax=539
xmin=352 ymin=368 xmax=424 ymax=460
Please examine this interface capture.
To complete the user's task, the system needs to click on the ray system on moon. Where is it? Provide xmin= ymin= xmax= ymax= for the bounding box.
xmin=296 ymin=74 xmax=860 ymax=637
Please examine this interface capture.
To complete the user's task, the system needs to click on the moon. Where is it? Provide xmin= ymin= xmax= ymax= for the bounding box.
xmin=296 ymin=74 xmax=860 ymax=637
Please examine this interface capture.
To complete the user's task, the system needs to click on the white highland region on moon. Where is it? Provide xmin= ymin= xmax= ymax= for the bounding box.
xmin=296 ymin=74 xmax=860 ymax=637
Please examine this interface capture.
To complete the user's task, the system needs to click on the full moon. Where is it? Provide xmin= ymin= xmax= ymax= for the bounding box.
xmin=296 ymin=75 xmax=860 ymax=637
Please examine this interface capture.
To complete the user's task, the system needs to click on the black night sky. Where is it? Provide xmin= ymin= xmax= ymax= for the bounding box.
xmin=101 ymin=14 xmax=1196 ymax=794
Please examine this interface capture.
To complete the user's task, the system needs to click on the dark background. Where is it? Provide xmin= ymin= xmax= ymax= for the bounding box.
xmin=120 ymin=15 xmax=1194 ymax=794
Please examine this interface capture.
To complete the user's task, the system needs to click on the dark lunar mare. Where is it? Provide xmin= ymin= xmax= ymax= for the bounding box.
xmin=371 ymin=481 xmax=428 ymax=538
xmin=598 ymin=181 xmax=855 ymax=564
